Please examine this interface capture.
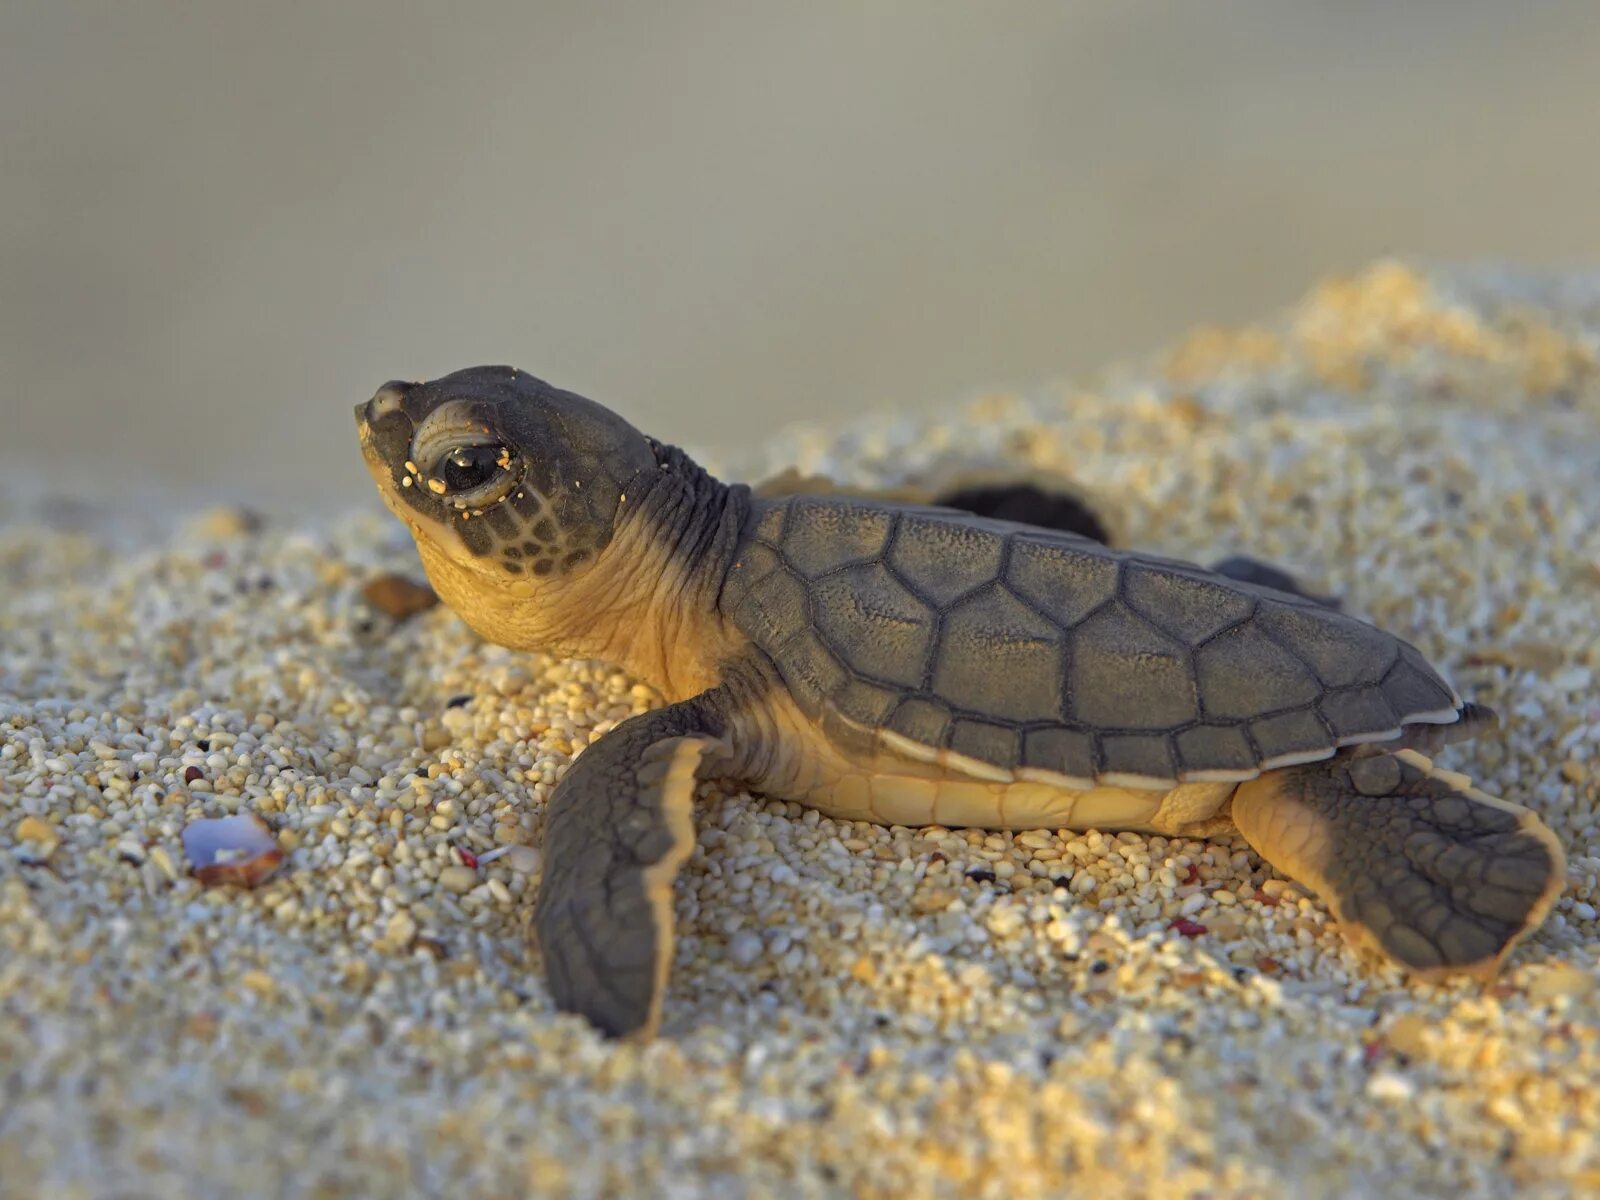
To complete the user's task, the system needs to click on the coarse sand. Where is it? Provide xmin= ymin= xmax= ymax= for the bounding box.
xmin=3 ymin=263 xmax=1599 ymax=1198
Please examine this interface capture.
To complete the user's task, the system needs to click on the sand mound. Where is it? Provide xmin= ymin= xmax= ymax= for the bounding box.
xmin=3 ymin=263 xmax=1598 ymax=1197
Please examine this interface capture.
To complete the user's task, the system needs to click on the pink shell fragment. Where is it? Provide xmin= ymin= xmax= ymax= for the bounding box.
xmin=182 ymin=814 xmax=284 ymax=887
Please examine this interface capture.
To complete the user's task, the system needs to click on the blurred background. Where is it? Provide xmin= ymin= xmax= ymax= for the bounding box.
xmin=4 ymin=1 xmax=1599 ymax=516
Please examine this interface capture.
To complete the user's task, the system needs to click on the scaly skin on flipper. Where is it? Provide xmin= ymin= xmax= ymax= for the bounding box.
xmin=1232 ymin=750 xmax=1566 ymax=977
xmin=356 ymin=366 xmax=1567 ymax=1039
xmin=536 ymin=698 xmax=728 ymax=1039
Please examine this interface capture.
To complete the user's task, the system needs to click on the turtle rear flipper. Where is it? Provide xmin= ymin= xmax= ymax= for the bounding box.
xmin=1231 ymin=750 xmax=1565 ymax=978
xmin=930 ymin=479 xmax=1112 ymax=545
xmin=535 ymin=701 xmax=726 ymax=1039
xmin=1208 ymin=554 xmax=1340 ymax=609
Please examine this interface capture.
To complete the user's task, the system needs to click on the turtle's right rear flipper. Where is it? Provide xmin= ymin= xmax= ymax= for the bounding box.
xmin=929 ymin=479 xmax=1112 ymax=544
xmin=1208 ymin=555 xmax=1340 ymax=609
xmin=1231 ymin=750 xmax=1565 ymax=978
xmin=925 ymin=481 xmax=1339 ymax=606
xmin=758 ymin=469 xmax=1342 ymax=607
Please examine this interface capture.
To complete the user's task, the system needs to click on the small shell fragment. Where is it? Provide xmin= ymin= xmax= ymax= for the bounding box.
xmin=182 ymin=814 xmax=284 ymax=887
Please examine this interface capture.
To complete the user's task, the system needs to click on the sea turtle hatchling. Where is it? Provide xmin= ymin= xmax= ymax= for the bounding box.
xmin=356 ymin=366 xmax=1566 ymax=1039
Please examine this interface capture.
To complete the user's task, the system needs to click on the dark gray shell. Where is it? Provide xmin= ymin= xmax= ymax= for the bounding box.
xmin=721 ymin=495 xmax=1464 ymax=785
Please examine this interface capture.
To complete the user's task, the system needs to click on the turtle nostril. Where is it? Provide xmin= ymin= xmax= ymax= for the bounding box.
xmin=361 ymin=381 xmax=411 ymax=425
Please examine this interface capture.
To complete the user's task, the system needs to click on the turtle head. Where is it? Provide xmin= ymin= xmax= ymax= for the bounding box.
xmin=355 ymin=366 xmax=659 ymax=597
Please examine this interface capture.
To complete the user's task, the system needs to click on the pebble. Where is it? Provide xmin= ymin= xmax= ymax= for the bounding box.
xmin=382 ymin=910 xmax=418 ymax=950
xmin=726 ymin=931 xmax=764 ymax=966
xmin=479 ymin=842 xmax=542 ymax=874
xmin=15 ymin=816 xmax=58 ymax=848
xmin=360 ymin=572 xmax=439 ymax=619
xmin=438 ymin=865 xmax=479 ymax=894
xmin=1 ymin=263 xmax=1597 ymax=1197
xmin=1367 ymin=1071 xmax=1417 ymax=1103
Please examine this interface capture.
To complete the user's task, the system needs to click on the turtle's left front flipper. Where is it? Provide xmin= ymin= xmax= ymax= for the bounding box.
xmin=1232 ymin=750 xmax=1566 ymax=979
xmin=535 ymin=696 xmax=728 ymax=1039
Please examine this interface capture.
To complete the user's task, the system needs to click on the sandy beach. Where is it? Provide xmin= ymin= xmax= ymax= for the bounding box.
xmin=2 ymin=263 xmax=1598 ymax=1198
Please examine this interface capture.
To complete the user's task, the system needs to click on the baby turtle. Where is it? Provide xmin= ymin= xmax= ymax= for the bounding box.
xmin=356 ymin=366 xmax=1565 ymax=1039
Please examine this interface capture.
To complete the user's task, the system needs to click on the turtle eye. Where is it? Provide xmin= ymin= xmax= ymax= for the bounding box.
xmin=430 ymin=443 xmax=511 ymax=495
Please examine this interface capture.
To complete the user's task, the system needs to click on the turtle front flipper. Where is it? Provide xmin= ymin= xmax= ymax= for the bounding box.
xmin=1231 ymin=750 xmax=1565 ymax=978
xmin=535 ymin=699 xmax=727 ymax=1039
